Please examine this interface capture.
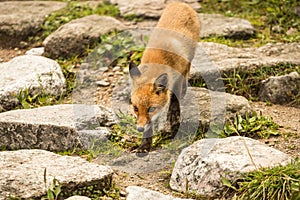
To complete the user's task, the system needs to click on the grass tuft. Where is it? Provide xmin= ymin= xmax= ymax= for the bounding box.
xmin=225 ymin=158 xmax=300 ymax=200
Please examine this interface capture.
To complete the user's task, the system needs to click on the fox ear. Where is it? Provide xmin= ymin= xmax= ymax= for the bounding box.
xmin=129 ymin=61 xmax=141 ymax=79
xmin=154 ymin=73 xmax=168 ymax=94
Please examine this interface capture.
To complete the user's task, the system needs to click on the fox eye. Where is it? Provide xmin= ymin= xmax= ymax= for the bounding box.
xmin=133 ymin=106 xmax=138 ymax=112
xmin=148 ymin=107 xmax=156 ymax=113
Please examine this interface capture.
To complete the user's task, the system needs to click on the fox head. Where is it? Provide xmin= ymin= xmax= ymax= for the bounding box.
xmin=129 ymin=62 xmax=170 ymax=132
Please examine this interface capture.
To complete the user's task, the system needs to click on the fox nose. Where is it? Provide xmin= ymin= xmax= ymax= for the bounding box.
xmin=137 ymin=127 xmax=145 ymax=132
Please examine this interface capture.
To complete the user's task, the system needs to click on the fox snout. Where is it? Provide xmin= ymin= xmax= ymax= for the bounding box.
xmin=137 ymin=127 xmax=145 ymax=132
xmin=136 ymin=115 xmax=151 ymax=132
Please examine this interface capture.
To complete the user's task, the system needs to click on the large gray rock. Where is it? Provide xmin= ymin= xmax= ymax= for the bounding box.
xmin=126 ymin=186 xmax=192 ymax=200
xmin=0 ymin=1 xmax=67 ymax=47
xmin=191 ymin=42 xmax=300 ymax=81
xmin=259 ymin=71 xmax=300 ymax=104
xmin=0 ymin=104 xmax=115 ymax=151
xmin=110 ymin=0 xmax=201 ymax=18
xmin=199 ymin=13 xmax=255 ymax=39
xmin=184 ymin=87 xmax=252 ymax=131
xmin=0 ymin=149 xmax=113 ymax=199
xmin=0 ymin=55 xmax=66 ymax=111
xmin=170 ymin=136 xmax=292 ymax=197
xmin=43 ymin=15 xmax=126 ymax=59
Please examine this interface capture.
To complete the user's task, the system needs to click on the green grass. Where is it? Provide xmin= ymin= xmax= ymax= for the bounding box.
xmin=200 ymin=0 xmax=300 ymax=47
xmin=223 ymin=158 xmax=300 ymax=200
xmin=222 ymin=112 xmax=279 ymax=139
xmin=222 ymin=64 xmax=300 ymax=102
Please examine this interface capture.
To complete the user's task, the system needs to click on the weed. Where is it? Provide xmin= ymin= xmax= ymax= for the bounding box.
xmin=221 ymin=64 xmax=300 ymax=102
xmin=57 ymin=56 xmax=80 ymax=96
xmin=42 ymin=168 xmax=62 ymax=200
xmin=88 ymin=31 xmax=145 ymax=70
xmin=123 ymin=14 xmax=144 ymax=22
xmin=222 ymin=112 xmax=279 ymax=139
xmin=224 ymin=158 xmax=300 ymax=200
xmin=109 ymin=111 xmax=142 ymax=150
xmin=15 ymin=87 xmax=64 ymax=110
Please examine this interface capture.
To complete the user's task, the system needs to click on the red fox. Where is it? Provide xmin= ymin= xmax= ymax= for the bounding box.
xmin=129 ymin=2 xmax=200 ymax=152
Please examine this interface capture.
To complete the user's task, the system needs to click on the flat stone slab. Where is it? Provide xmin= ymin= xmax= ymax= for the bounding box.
xmin=0 ymin=1 xmax=67 ymax=47
xmin=43 ymin=15 xmax=126 ymax=59
xmin=191 ymin=42 xmax=300 ymax=81
xmin=0 ymin=149 xmax=113 ymax=199
xmin=110 ymin=0 xmax=201 ymax=18
xmin=199 ymin=13 xmax=255 ymax=38
xmin=0 ymin=104 xmax=115 ymax=151
xmin=0 ymin=55 xmax=66 ymax=112
xmin=170 ymin=136 xmax=292 ymax=197
xmin=126 ymin=186 xmax=192 ymax=200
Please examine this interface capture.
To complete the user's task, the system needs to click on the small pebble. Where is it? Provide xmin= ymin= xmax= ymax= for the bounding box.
xmin=115 ymin=71 xmax=124 ymax=76
xmin=113 ymin=66 xmax=121 ymax=72
xmin=123 ymin=67 xmax=129 ymax=74
xmin=99 ymin=67 xmax=109 ymax=72
xmin=96 ymin=81 xmax=110 ymax=87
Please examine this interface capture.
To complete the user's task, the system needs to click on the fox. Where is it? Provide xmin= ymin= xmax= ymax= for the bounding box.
xmin=129 ymin=2 xmax=200 ymax=152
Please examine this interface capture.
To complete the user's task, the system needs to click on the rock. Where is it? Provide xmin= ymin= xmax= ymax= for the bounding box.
xmin=286 ymin=27 xmax=298 ymax=36
xmin=170 ymin=136 xmax=292 ymax=197
xmin=190 ymin=42 xmax=300 ymax=81
xmin=96 ymin=80 xmax=110 ymax=87
xmin=0 ymin=149 xmax=113 ymax=199
xmin=0 ymin=104 xmax=115 ymax=151
xmin=0 ymin=55 xmax=66 ymax=111
xmin=258 ymin=71 xmax=300 ymax=104
xmin=110 ymin=0 xmax=201 ymax=18
xmin=199 ymin=13 xmax=255 ymax=39
xmin=65 ymin=196 xmax=92 ymax=200
xmin=43 ymin=15 xmax=126 ymax=59
xmin=0 ymin=1 xmax=67 ymax=48
xmin=183 ymin=87 xmax=252 ymax=131
xmin=78 ymin=128 xmax=111 ymax=150
xmin=25 ymin=47 xmax=45 ymax=56
xmin=126 ymin=186 xmax=192 ymax=200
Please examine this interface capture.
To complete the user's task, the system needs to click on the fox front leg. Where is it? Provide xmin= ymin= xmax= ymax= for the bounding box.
xmin=137 ymin=125 xmax=153 ymax=153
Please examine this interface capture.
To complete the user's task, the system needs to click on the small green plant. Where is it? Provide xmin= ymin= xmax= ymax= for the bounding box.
xmin=109 ymin=111 xmax=142 ymax=150
xmin=222 ymin=112 xmax=279 ymax=139
xmin=87 ymin=31 xmax=145 ymax=70
xmin=42 ymin=168 xmax=62 ymax=200
xmin=57 ymin=56 xmax=79 ymax=96
xmin=15 ymin=88 xmax=64 ymax=109
xmin=224 ymin=158 xmax=300 ymax=200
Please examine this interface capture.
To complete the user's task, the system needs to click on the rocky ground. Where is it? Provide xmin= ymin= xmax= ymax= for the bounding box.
xmin=0 ymin=0 xmax=299 ymax=199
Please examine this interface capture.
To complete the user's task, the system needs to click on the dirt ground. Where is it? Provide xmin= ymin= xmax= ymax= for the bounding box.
xmin=1 ymin=48 xmax=299 ymax=199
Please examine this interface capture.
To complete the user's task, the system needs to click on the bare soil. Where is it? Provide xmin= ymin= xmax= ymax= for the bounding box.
xmin=0 ymin=48 xmax=26 ymax=62
xmin=1 ymin=48 xmax=299 ymax=199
